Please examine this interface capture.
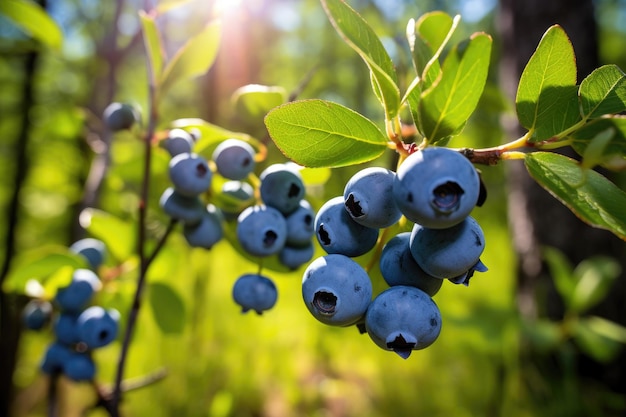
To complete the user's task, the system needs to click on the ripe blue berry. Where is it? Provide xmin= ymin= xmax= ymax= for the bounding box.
xmin=212 ymin=138 xmax=256 ymax=180
xmin=183 ymin=204 xmax=224 ymax=249
xmin=22 ymin=299 xmax=53 ymax=330
xmin=236 ymin=205 xmax=287 ymax=257
xmin=40 ymin=342 xmax=72 ymax=375
xmin=64 ymin=352 xmax=96 ymax=381
xmin=159 ymin=187 xmax=205 ymax=224
xmin=365 ymin=286 xmax=442 ymax=359
xmin=54 ymin=312 xmax=80 ymax=345
xmin=284 ymin=200 xmax=315 ymax=247
xmin=218 ymin=180 xmax=255 ymax=220
xmin=232 ymin=274 xmax=278 ymax=314
xmin=168 ymin=153 xmax=212 ymax=197
xmin=393 ymin=147 xmax=480 ymax=229
xmin=409 ymin=216 xmax=486 ymax=279
xmin=76 ymin=306 xmax=120 ymax=349
xmin=379 ymin=233 xmax=443 ymax=296
xmin=103 ymin=102 xmax=137 ymax=131
xmin=259 ymin=163 xmax=305 ymax=215
xmin=163 ymin=128 xmax=194 ymax=157
xmin=279 ymin=243 xmax=314 ymax=270
xmin=343 ymin=167 xmax=402 ymax=228
xmin=302 ymin=254 xmax=372 ymax=327
xmin=55 ymin=269 xmax=101 ymax=312
xmin=315 ymin=196 xmax=379 ymax=257
xmin=69 ymin=238 xmax=106 ymax=270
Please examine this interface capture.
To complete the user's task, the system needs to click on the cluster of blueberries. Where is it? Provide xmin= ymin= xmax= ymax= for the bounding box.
xmin=22 ymin=238 xmax=120 ymax=381
xmin=159 ymin=131 xmax=316 ymax=315
xmin=303 ymin=147 xmax=487 ymax=359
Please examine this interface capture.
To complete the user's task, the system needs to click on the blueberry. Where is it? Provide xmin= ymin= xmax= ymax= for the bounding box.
xmin=409 ymin=216 xmax=486 ymax=279
xmin=76 ymin=306 xmax=120 ymax=349
xmin=232 ymin=274 xmax=278 ymax=314
xmin=365 ymin=286 xmax=442 ymax=359
xmin=69 ymin=238 xmax=107 ymax=270
xmin=103 ymin=102 xmax=137 ymax=131
xmin=259 ymin=163 xmax=305 ymax=215
xmin=302 ymin=254 xmax=372 ymax=327
xmin=159 ymin=187 xmax=205 ymax=224
xmin=218 ymin=180 xmax=255 ymax=220
xmin=162 ymin=128 xmax=194 ymax=157
xmin=393 ymin=147 xmax=480 ymax=229
xmin=168 ymin=153 xmax=212 ymax=197
xmin=379 ymin=232 xmax=443 ymax=296
xmin=236 ymin=205 xmax=287 ymax=257
xmin=22 ymin=299 xmax=53 ymax=330
xmin=55 ymin=269 xmax=101 ymax=312
xmin=183 ymin=204 xmax=224 ymax=249
xmin=54 ymin=312 xmax=80 ymax=345
xmin=40 ymin=342 xmax=72 ymax=375
xmin=448 ymin=260 xmax=488 ymax=286
xmin=212 ymin=138 xmax=256 ymax=180
xmin=64 ymin=352 xmax=96 ymax=381
xmin=343 ymin=167 xmax=402 ymax=228
xmin=315 ymin=196 xmax=379 ymax=257
xmin=279 ymin=243 xmax=315 ymax=270
xmin=284 ymin=200 xmax=315 ymax=247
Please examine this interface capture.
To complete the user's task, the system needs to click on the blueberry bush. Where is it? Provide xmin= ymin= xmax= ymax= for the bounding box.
xmin=2 ymin=0 xmax=626 ymax=416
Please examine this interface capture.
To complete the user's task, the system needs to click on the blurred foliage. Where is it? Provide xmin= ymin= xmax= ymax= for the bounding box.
xmin=2 ymin=1 xmax=626 ymax=417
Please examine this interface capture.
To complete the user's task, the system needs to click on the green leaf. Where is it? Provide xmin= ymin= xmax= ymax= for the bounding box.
xmin=160 ymin=20 xmax=221 ymax=96
xmin=0 ymin=0 xmax=63 ymax=50
xmin=579 ymin=64 xmax=626 ymax=118
xmin=542 ymin=246 xmax=575 ymax=307
xmin=570 ymin=256 xmax=620 ymax=314
xmin=2 ymin=246 xmax=87 ymax=295
xmin=584 ymin=315 xmax=626 ymax=344
xmin=148 ymin=282 xmax=186 ymax=334
xmin=139 ymin=11 xmax=164 ymax=83
xmin=516 ymin=25 xmax=580 ymax=142
xmin=231 ymin=84 xmax=286 ymax=120
xmin=321 ymin=0 xmax=400 ymax=119
xmin=521 ymin=318 xmax=563 ymax=352
xmin=580 ymin=127 xmax=615 ymax=170
xmin=524 ymin=152 xmax=626 ymax=240
xmin=570 ymin=117 xmax=626 ymax=170
xmin=79 ymin=208 xmax=136 ymax=262
xmin=264 ymin=99 xmax=388 ymax=168
xmin=573 ymin=317 xmax=624 ymax=362
xmin=418 ymin=33 xmax=492 ymax=144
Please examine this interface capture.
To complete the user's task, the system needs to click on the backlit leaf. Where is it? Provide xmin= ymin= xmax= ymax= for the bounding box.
xmin=160 ymin=21 xmax=221 ymax=96
xmin=516 ymin=25 xmax=580 ymax=142
xmin=579 ymin=64 xmax=626 ymax=118
xmin=139 ymin=11 xmax=164 ymax=83
xmin=419 ymin=33 xmax=492 ymax=144
xmin=265 ymin=99 xmax=388 ymax=168
xmin=321 ymin=0 xmax=400 ymax=119
xmin=0 ymin=0 xmax=63 ymax=49
xmin=79 ymin=208 xmax=136 ymax=261
xmin=570 ymin=117 xmax=626 ymax=170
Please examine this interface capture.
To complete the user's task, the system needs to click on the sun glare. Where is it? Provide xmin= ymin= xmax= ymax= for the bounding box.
xmin=213 ymin=0 xmax=244 ymax=14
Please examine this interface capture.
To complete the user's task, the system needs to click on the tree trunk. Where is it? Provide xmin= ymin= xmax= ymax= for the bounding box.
xmin=498 ymin=0 xmax=626 ymax=399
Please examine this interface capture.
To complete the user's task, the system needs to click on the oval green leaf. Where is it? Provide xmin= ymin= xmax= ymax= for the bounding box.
xmin=419 ymin=33 xmax=492 ymax=144
xmin=571 ymin=116 xmax=626 ymax=170
xmin=160 ymin=21 xmax=221 ymax=96
xmin=265 ymin=99 xmax=388 ymax=168
xmin=516 ymin=25 xmax=580 ymax=142
xmin=579 ymin=64 xmax=626 ymax=118
xmin=321 ymin=0 xmax=400 ymax=119
xmin=148 ymin=282 xmax=186 ymax=334
xmin=524 ymin=152 xmax=626 ymax=240
xmin=0 ymin=0 xmax=63 ymax=50
xmin=231 ymin=84 xmax=286 ymax=120
xmin=139 ymin=11 xmax=164 ymax=84
xmin=570 ymin=256 xmax=621 ymax=314
xmin=79 ymin=208 xmax=136 ymax=262
xmin=2 ymin=246 xmax=87 ymax=295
